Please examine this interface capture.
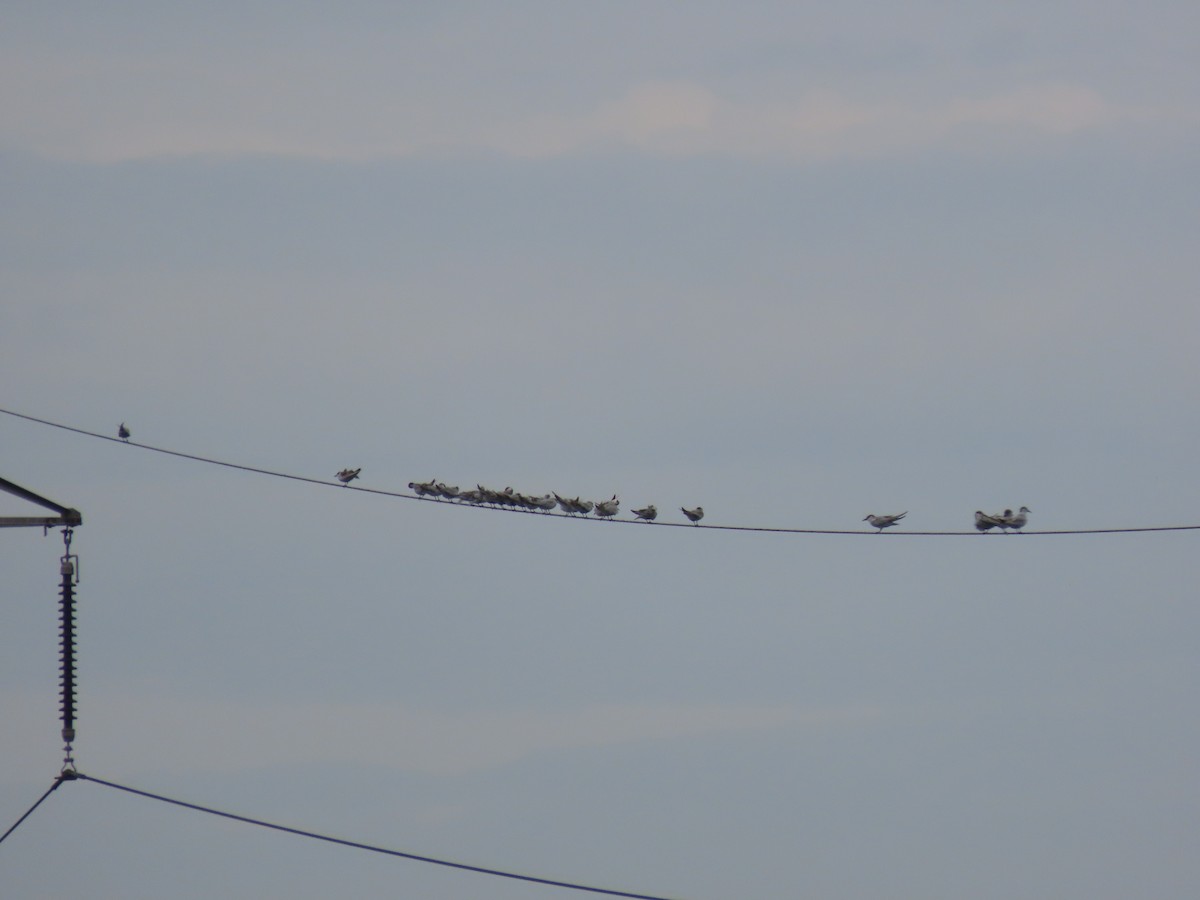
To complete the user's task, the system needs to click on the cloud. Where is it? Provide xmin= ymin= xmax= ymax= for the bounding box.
xmin=494 ymin=81 xmax=1130 ymax=161
xmin=1 ymin=688 xmax=879 ymax=779
xmin=0 ymin=42 xmax=1148 ymax=164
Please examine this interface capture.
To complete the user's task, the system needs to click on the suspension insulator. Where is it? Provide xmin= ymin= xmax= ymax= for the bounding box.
xmin=59 ymin=559 xmax=76 ymax=744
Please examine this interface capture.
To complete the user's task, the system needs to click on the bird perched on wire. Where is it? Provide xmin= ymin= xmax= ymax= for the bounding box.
xmin=594 ymin=495 xmax=620 ymax=518
xmin=681 ymin=506 xmax=704 ymax=525
xmin=409 ymin=480 xmax=439 ymax=497
xmin=974 ymin=510 xmax=1003 ymax=532
xmin=1002 ymin=506 xmax=1031 ymax=531
xmin=336 ymin=468 xmax=361 ymax=485
xmin=118 ymin=423 xmax=131 ymax=441
xmin=864 ymin=512 xmax=906 ymax=532
xmin=631 ymin=504 xmax=657 ymax=522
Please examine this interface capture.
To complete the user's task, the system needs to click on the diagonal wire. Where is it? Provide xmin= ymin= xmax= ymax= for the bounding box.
xmin=0 ymin=774 xmax=69 ymax=847
xmin=3 ymin=406 xmax=1199 ymax=536
xmin=76 ymin=772 xmax=679 ymax=900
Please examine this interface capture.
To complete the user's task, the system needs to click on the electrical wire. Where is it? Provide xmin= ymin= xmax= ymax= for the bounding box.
xmin=0 ymin=774 xmax=68 ymax=847
xmin=75 ymin=772 xmax=679 ymax=900
xmin=3 ymin=406 xmax=1198 ymax=537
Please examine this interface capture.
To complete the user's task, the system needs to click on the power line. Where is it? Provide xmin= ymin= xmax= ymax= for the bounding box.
xmin=0 ymin=774 xmax=68 ymax=847
xmin=3 ymin=406 xmax=1199 ymax=537
xmin=75 ymin=772 xmax=680 ymax=900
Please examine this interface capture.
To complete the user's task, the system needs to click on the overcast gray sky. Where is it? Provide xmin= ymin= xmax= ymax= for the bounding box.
xmin=3 ymin=3 xmax=1199 ymax=898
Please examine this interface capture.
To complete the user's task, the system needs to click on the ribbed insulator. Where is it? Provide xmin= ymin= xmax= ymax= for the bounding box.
xmin=59 ymin=567 xmax=77 ymax=734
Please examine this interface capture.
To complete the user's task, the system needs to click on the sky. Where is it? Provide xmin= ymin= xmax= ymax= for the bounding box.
xmin=2 ymin=2 xmax=1199 ymax=898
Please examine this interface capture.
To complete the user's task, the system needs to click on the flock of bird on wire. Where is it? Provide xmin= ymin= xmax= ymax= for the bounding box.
xmin=117 ymin=424 xmax=1029 ymax=532
xmin=343 ymin=466 xmax=1032 ymax=533
xmin=335 ymin=467 xmax=705 ymax=525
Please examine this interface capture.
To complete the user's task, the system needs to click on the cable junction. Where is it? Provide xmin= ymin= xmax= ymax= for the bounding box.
xmin=4 ymin=406 xmax=1199 ymax=537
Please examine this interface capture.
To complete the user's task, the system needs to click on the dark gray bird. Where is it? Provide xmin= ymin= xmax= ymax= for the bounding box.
xmin=631 ymin=504 xmax=658 ymax=522
xmin=863 ymin=512 xmax=907 ymax=532
xmin=118 ymin=423 xmax=131 ymax=441
xmin=335 ymin=468 xmax=361 ymax=485
xmin=681 ymin=506 xmax=704 ymax=524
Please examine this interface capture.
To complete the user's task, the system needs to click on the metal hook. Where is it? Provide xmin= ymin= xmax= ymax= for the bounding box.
xmin=61 ymin=527 xmax=79 ymax=583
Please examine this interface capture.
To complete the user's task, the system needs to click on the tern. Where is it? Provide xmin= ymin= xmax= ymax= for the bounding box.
xmin=118 ymin=423 xmax=131 ymax=441
xmin=974 ymin=510 xmax=1003 ymax=532
xmin=408 ymin=480 xmax=439 ymax=497
xmin=681 ymin=506 xmax=704 ymax=525
xmin=594 ymin=495 xmax=620 ymax=518
xmin=335 ymin=468 xmax=361 ymax=485
xmin=436 ymin=482 xmax=460 ymax=499
xmin=1003 ymin=506 xmax=1031 ymax=531
xmin=631 ymin=504 xmax=658 ymax=522
xmin=533 ymin=493 xmax=558 ymax=511
xmin=863 ymin=512 xmax=906 ymax=532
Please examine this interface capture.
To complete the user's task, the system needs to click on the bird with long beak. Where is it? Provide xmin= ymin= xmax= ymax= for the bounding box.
xmin=863 ymin=512 xmax=906 ymax=532
xmin=336 ymin=468 xmax=361 ymax=485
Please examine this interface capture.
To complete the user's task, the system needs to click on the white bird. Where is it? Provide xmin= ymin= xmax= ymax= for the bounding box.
xmin=974 ymin=510 xmax=1003 ymax=532
xmin=594 ymin=495 xmax=620 ymax=518
xmin=864 ymin=512 xmax=906 ymax=532
xmin=436 ymin=482 xmax=460 ymax=499
xmin=118 ymin=422 xmax=131 ymax=441
xmin=533 ymin=493 xmax=558 ymax=511
xmin=1003 ymin=506 xmax=1031 ymax=531
xmin=408 ymin=480 xmax=438 ymax=497
xmin=631 ymin=504 xmax=657 ymax=522
xmin=335 ymin=468 xmax=361 ymax=485
xmin=681 ymin=506 xmax=704 ymax=524
xmin=573 ymin=498 xmax=594 ymax=515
